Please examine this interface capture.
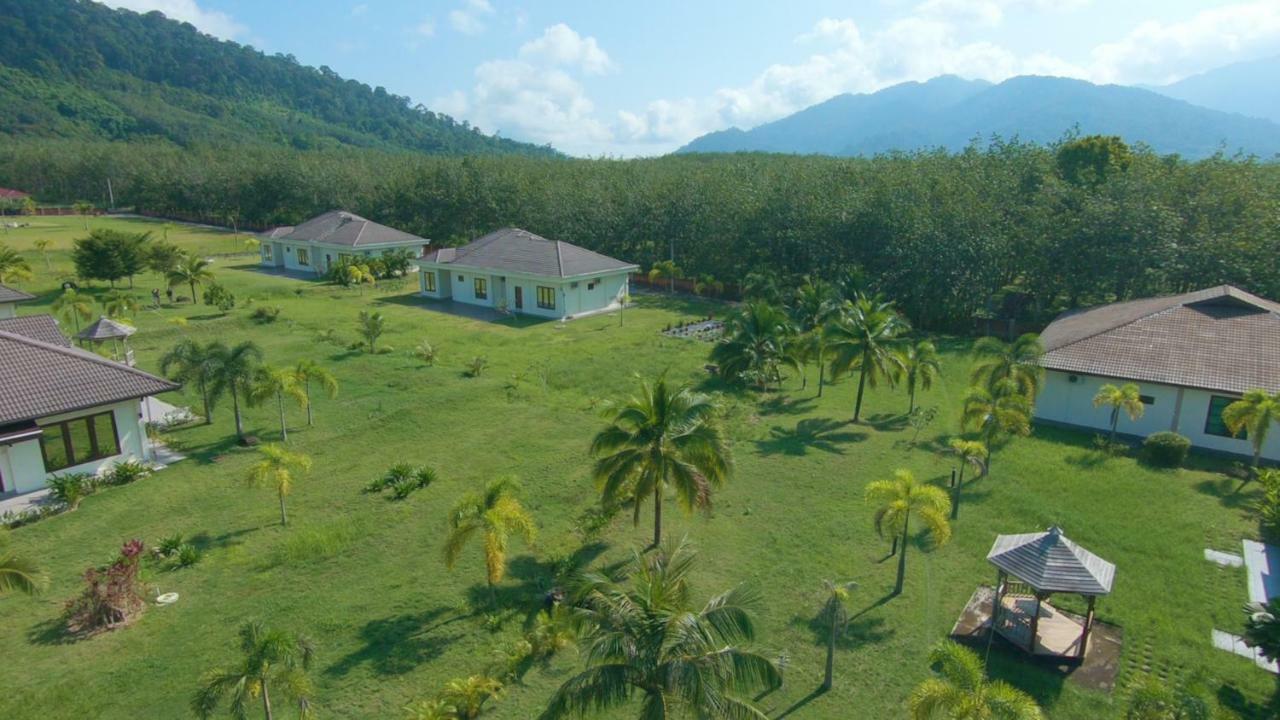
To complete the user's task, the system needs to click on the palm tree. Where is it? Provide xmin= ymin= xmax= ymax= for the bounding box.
xmin=789 ymin=277 xmax=838 ymax=395
xmin=357 ymin=310 xmax=386 ymax=353
xmin=72 ymin=201 xmax=94 ymax=229
xmin=248 ymin=367 xmax=308 ymax=442
xmin=709 ymin=301 xmax=793 ymax=390
xmin=343 ymin=263 xmax=375 ymax=294
xmin=443 ymin=477 xmax=536 ymax=601
xmin=1224 ymin=389 xmax=1280 ymax=470
xmin=51 ymin=287 xmax=94 ymax=334
xmin=541 ymin=537 xmax=781 ymax=720
xmin=648 ymin=259 xmax=678 ymax=294
xmin=590 ymin=374 xmax=732 ymax=547
xmin=103 ymin=289 xmax=141 ymax=319
xmin=33 ymin=238 xmax=51 ymax=271
xmin=193 ymin=620 xmax=316 ymax=720
xmin=160 ymin=339 xmax=226 ymax=425
xmin=245 ymin=444 xmax=311 ymax=526
xmin=898 ymin=339 xmax=942 ymax=414
xmin=438 ymin=676 xmax=503 ymax=719
xmin=866 ymin=469 xmax=952 ymax=595
xmin=970 ymin=334 xmax=1045 ymax=401
xmin=827 ymin=294 xmax=909 ymax=422
xmin=1092 ymin=383 xmax=1145 ymax=444
xmin=0 ymin=531 xmax=46 ymax=596
xmin=213 ymin=341 xmax=263 ymax=442
xmin=959 ymin=380 xmax=1032 ymax=469
xmin=947 ymin=439 xmax=987 ymax=520
xmin=909 ymin=641 xmax=1042 ymax=720
xmin=818 ymin=579 xmax=857 ymax=691
xmin=167 ymin=253 xmax=215 ymax=304
xmin=292 ymin=361 xmax=338 ymax=427
xmin=0 ymin=244 xmax=33 ymax=283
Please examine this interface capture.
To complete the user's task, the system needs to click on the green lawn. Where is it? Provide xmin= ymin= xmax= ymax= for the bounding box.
xmin=0 ymin=216 xmax=1274 ymax=719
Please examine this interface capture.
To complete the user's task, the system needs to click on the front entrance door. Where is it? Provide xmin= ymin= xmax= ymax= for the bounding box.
xmin=514 ymin=286 xmax=523 ymax=310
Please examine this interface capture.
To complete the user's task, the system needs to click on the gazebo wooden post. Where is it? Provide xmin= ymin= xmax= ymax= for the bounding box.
xmin=991 ymin=569 xmax=1006 ymax=635
xmin=1028 ymin=592 xmax=1044 ymax=653
xmin=1078 ymin=595 xmax=1096 ymax=659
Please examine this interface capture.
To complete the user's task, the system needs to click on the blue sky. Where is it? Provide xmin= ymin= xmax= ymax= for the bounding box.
xmin=109 ymin=1 xmax=1280 ymax=156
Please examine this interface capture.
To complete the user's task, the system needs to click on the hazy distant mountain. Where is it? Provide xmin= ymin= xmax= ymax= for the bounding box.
xmin=1148 ymin=55 xmax=1280 ymax=125
xmin=678 ymin=75 xmax=1280 ymax=159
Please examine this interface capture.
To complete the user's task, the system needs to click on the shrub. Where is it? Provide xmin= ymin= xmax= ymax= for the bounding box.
xmin=176 ymin=543 xmax=200 ymax=567
xmin=47 ymin=473 xmax=95 ymax=509
xmin=156 ymin=532 xmax=184 ymax=557
xmin=366 ymin=463 xmax=436 ymax=500
xmin=1259 ymin=470 xmax=1280 ymax=543
xmin=202 ymin=283 xmax=235 ymax=312
xmin=250 ymin=305 xmax=281 ymax=323
xmin=1143 ymin=431 xmax=1190 ymax=467
xmin=414 ymin=339 xmax=438 ymax=366
xmin=465 ymin=356 xmax=488 ymax=378
xmin=107 ymin=460 xmax=151 ymax=486
xmin=65 ymin=539 xmax=147 ymax=634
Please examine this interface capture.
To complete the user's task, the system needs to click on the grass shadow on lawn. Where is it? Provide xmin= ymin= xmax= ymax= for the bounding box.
xmin=1217 ymin=682 xmax=1280 ymax=720
xmin=1194 ymin=476 xmax=1264 ymax=511
xmin=325 ymin=606 xmax=466 ymax=678
xmin=758 ymin=394 xmax=817 ymax=417
xmin=755 ymin=418 xmax=868 ymax=457
xmin=982 ymin=644 xmax=1069 ymax=711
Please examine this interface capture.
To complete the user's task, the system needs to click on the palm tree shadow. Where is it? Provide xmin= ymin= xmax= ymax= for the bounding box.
xmin=1194 ymin=477 xmax=1263 ymax=510
xmin=466 ymin=544 xmax=611 ymax=618
xmin=755 ymin=418 xmax=867 ymax=456
xmin=758 ymin=395 xmax=816 ymax=416
xmin=863 ymin=412 xmax=909 ymax=431
xmin=325 ymin=607 xmax=464 ymax=678
xmin=773 ymin=685 xmax=827 ymax=719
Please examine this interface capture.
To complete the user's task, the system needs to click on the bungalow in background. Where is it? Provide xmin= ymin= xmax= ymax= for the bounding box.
xmin=259 ymin=210 xmax=431 ymax=276
xmin=416 ymin=228 xmax=638 ymax=320
xmin=1035 ymin=285 xmax=1280 ymax=462
xmin=0 ymin=283 xmax=35 ymax=319
xmin=0 ymin=315 xmax=178 ymax=496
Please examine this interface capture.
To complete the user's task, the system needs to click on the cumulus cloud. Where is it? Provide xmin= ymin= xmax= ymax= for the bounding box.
xmin=106 ymin=0 xmax=246 ymax=39
xmin=416 ymin=20 xmax=436 ymax=38
xmin=450 ymin=0 xmax=495 ymax=36
xmin=519 ymin=23 xmax=614 ymax=75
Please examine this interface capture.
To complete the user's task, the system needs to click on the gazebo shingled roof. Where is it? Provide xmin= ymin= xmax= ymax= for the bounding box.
xmin=987 ymin=526 xmax=1115 ymax=596
xmin=76 ymin=316 xmax=137 ymax=342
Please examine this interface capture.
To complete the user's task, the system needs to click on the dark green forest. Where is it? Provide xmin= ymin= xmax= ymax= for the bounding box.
xmin=3 ymin=137 xmax=1277 ymax=330
xmin=0 ymin=0 xmax=554 ymax=156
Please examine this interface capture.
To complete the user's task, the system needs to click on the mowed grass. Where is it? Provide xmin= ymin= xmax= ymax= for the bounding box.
xmin=0 ymin=216 xmax=1274 ymax=719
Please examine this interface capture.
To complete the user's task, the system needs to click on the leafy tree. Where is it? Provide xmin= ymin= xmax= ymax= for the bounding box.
xmin=147 ymin=240 xmax=184 ymax=274
xmin=910 ymin=641 xmax=1042 ymax=720
xmin=709 ymin=301 xmax=793 ymax=390
xmin=0 ymin=531 xmax=46 ymax=596
xmin=1223 ymin=389 xmax=1280 ymax=470
xmin=0 ymin=243 xmax=34 ymax=283
xmin=541 ymin=538 xmax=781 ymax=720
xmin=160 ymin=338 xmax=226 ymax=425
xmin=292 ymin=360 xmax=338 ymax=427
xmin=827 ymin=294 xmax=909 ymax=422
xmin=193 ymin=621 xmax=316 ymax=720
xmin=167 ymin=253 xmax=215 ymax=304
xmin=1056 ymin=134 xmax=1132 ymax=186
xmin=866 ymin=469 xmax=952 ymax=595
xmin=357 ymin=310 xmax=386 ymax=353
xmin=959 ymin=380 xmax=1032 ymax=469
xmin=245 ymin=444 xmax=311 ymax=526
xmin=52 ymin=287 xmax=94 ymax=334
xmin=947 ymin=439 xmax=987 ymax=519
xmin=590 ymin=374 xmax=731 ymax=547
xmin=818 ymin=579 xmax=857 ymax=691
xmin=212 ymin=341 xmax=263 ymax=442
xmin=102 ymin=289 xmax=140 ymax=319
xmin=72 ymin=201 xmax=94 ymax=228
xmin=249 ymin=367 xmax=308 ymax=442
xmin=970 ymin=334 xmax=1045 ymax=401
xmin=1092 ymin=383 xmax=1145 ymax=444
xmin=443 ymin=477 xmax=536 ymax=601
xmin=897 ymin=339 xmax=941 ymax=413
xmin=203 ymin=283 xmax=236 ymax=312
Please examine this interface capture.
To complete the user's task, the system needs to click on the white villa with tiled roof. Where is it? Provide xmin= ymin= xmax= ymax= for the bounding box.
xmin=259 ymin=210 xmax=432 ymax=275
xmin=0 ymin=315 xmax=178 ymax=496
xmin=415 ymin=228 xmax=638 ymax=320
xmin=0 ymin=283 xmax=35 ymax=319
xmin=1035 ymin=285 xmax=1280 ymax=462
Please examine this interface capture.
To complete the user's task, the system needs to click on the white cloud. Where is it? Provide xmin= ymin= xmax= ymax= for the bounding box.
xmin=518 ymin=24 xmax=614 ymax=75
xmin=916 ymin=0 xmax=1092 ymax=27
xmin=415 ymin=20 xmax=436 ymax=38
xmin=450 ymin=0 xmax=496 ymax=36
xmin=351 ymin=3 xmax=368 ymax=18
xmin=105 ymin=0 xmax=246 ymax=40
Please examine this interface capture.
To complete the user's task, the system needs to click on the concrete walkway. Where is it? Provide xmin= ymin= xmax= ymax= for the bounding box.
xmin=0 ymin=488 xmax=54 ymax=516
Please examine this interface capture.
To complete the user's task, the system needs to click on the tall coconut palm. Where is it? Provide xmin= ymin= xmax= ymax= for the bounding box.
xmin=541 ymin=537 xmax=781 ymax=720
xmin=192 ymin=620 xmax=316 ymax=720
xmin=959 ymin=380 xmax=1032 ymax=469
xmin=212 ymin=341 xmax=263 ymax=442
xmin=248 ymin=367 xmax=308 ymax=442
xmin=1223 ymin=389 xmax=1280 ymax=470
xmin=52 ymin=287 xmax=94 ymax=334
xmin=909 ymin=641 xmax=1042 ymax=720
xmin=866 ymin=469 xmax=952 ymax=595
xmin=590 ymin=374 xmax=732 ymax=547
xmin=0 ymin=244 xmax=33 ymax=283
xmin=1092 ymin=383 xmax=1145 ymax=444
xmin=818 ymin=579 xmax=858 ymax=691
xmin=443 ymin=477 xmax=536 ymax=601
xmin=898 ymin=339 xmax=942 ymax=414
xmin=160 ymin=338 xmax=226 ymax=425
xmin=292 ymin=360 xmax=338 ymax=427
xmin=0 ymin=532 xmax=46 ymax=596
xmin=826 ymin=294 xmax=909 ymax=422
xmin=970 ymin=334 xmax=1045 ymax=401
xmin=947 ymin=439 xmax=988 ymax=520
xmin=245 ymin=444 xmax=311 ymax=526
xmin=167 ymin=253 xmax=215 ymax=304
xmin=710 ymin=301 xmax=793 ymax=390
xmin=789 ymin=277 xmax=839 ymax=395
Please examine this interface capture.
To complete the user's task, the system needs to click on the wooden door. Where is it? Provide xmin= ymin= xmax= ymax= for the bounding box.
xmin=514 ymin=286 xmax=523 ymax=310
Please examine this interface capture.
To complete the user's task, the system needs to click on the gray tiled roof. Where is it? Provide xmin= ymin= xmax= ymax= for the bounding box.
xmin=1039 ymin=286 xmax=1280 ymax=395
xmin=420 ymin=228 xmax=637 ymax=278
xmin=76 ymin=316 xmax=137 ymax=341
xmin=262 ymin=210 xmax=427 ymax=248
xmin=0 ymin=314 xmax=71 ymax=347
xmin=988 ymin=526 xmax=1115 ymax=596
xmin=0 ymin=283 xmax=35 ymax=303
xmin=0 ymin=330 xmax=179 ymax=425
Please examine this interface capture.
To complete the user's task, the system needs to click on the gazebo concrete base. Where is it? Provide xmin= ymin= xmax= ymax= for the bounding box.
xmin=951 ymin=585 xmax=1123 ymax=693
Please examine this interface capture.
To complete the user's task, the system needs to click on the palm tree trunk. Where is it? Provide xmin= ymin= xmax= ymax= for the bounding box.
xmin=952 ymin=467 xmax=964 ymax=520
xmin=894 ymin=514 xmax=909 ymax=595
xmin=199 ymin=378 xmax=212 ymax=424
xmin=277 ymin=392 xmax=287 ymax=442
xmin=817 ymin=348 xmax=825 ymax=397
xmin=262 ymin=678 xmax=274 ymax=720
xmin=279 ymin=491 xmax=288 ymax=526
xmin=853 ymin=360 xmax=869 ymax=422
xmin=305 ymin=381 xmax=314 ymax=426
xmin=653 ymin=483 xmax=663 ymax=548
xmin=1109 ymin=408 xmax=1119 ymax=444
xmin=189 ymin=280 xmax=197 ymax=304
xmin=230 ymin=380 xmax=245 ymax=440
xmin=823 ymin=612 xmax=837 ymax=691
xmin=908 ymin=381 xmax=916 ymax=414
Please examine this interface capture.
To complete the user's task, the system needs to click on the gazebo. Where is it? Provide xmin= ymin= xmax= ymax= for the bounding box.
xmin=986 ymin=526 xmax=1115 ymax=660
xmin=76 ymin=315 xmax=137 ymax=364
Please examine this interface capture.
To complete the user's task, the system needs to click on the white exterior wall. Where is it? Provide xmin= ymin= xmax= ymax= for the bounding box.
xmin=1035 ymin=370 xmax=1280 ymax=461
xmin=0 ymin=400 xmax=149 ymax=495
xmin=266 ymin=241 xmax=427 ymax=275
xmin=0 ymin=301 xmax=16 ymax=319
xmin=416 ymin=265 xmax=630 ymax=320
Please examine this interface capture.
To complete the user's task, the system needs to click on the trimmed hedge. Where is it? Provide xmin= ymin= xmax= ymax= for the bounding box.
xmin=1143 ymin=431 xmax=1191 ymax=467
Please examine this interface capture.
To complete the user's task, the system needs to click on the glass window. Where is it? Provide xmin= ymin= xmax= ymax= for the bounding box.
xmin=474 ymin=277 xmax=488 ymax=299
xmin=91 ymin=413 xmax=120 ymax=458
xmin=67 ymin=419 xmax=93 ymax=466
xmin=296 ymin=248 xmax=310 ymax=266
xmin=262 ymin=245 xmax=273 ymax=261
xmin=423 ymin=271 xmax=436 ymax=292
xmin=39 ymin=412 xmax=121 ymax=471
xmin=1205 ymin=395 xmax=1242 ymax=438
xmin=41 ymin=423 xmax=69 ymax=471
xmin=537 ymin=286 xmax=556 ymax=310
